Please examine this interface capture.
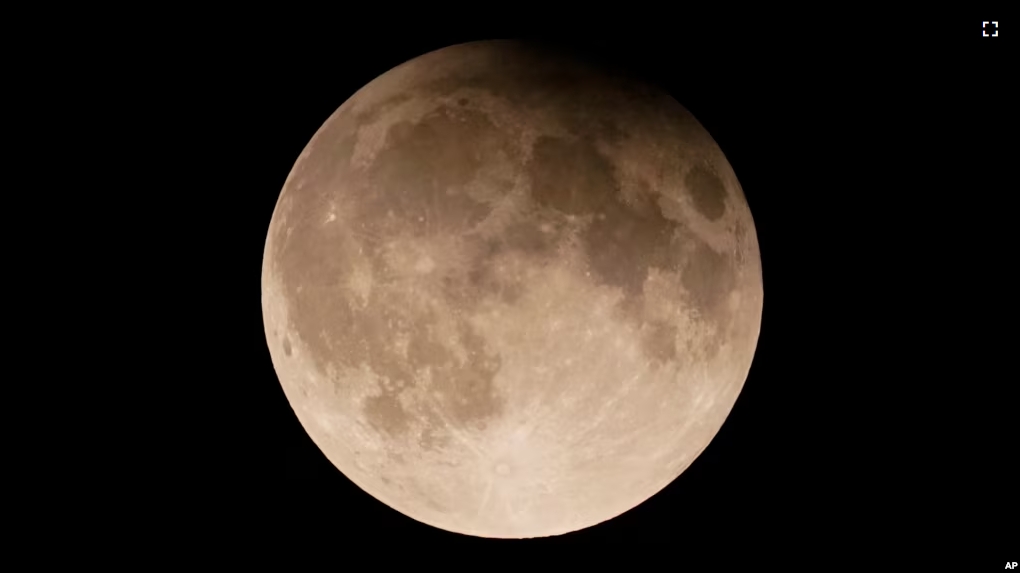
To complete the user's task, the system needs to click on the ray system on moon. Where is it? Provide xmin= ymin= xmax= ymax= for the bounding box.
xmin=261 ymin=40 xmax=763 ymax=539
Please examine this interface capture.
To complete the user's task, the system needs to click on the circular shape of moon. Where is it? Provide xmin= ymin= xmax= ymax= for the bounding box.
xmin=262 ymin=40 xmax=762 ymax=538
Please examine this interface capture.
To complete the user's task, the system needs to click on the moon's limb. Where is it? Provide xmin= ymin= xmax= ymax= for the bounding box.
xmin=262 ymin=40 xmax=762 ymax=538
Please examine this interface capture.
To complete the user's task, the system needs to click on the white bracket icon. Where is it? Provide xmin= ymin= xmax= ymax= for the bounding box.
xmin=982 ymin=21 xmax=999 ymax=37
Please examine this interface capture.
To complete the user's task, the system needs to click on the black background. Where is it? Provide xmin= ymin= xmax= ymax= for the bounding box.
xmin=112 ymin=10 xmax=1013 ymax=560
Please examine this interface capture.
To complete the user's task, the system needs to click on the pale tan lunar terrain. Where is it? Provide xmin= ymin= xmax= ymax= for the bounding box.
xmin=261 ymin=40 xmax=763 ymax=538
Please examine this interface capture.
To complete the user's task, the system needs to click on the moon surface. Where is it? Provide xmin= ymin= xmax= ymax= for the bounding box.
xmin=262 ymin=40 xmax=762 ymax=538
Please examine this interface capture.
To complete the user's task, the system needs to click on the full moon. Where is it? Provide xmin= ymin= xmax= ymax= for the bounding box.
xmin=262 ymin=40 xmax=762 ymax=538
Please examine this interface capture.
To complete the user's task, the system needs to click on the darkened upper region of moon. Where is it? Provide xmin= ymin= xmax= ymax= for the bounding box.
xmin=262 ymin=40 xmax=762 ymax=538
